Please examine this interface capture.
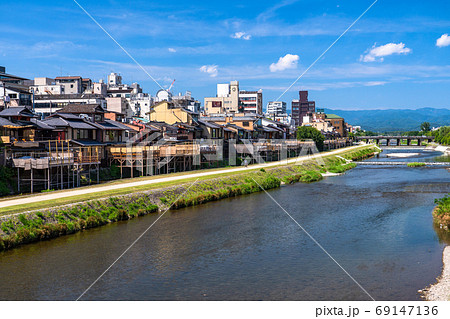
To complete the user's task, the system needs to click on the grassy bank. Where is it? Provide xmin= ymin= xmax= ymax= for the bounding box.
xmin=433 ymin=194 xmax=450 ymax=231
xmin=0 ymin=145 xmax=378 ymax=252
xmin=0 ymin=195 xmax=159 ymax=251
xmin=407 ymin=162 xmax=426 ymax=167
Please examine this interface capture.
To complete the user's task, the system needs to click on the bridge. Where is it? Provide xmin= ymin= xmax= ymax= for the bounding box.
xmin=355 ymin=136 xmax=434 ymax=146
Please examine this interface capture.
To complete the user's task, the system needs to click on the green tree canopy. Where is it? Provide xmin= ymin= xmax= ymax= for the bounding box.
xmin=296 ymin=126 xmax=324 ymax=151
xmin=431 ymin=126 xmax=450 ymax=145
xmin=420 ymin=122 xmax=431 ymax=132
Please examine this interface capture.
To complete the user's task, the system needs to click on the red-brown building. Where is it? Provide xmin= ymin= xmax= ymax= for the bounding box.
xmin=291 ymin=90 xmax=315 ymax=126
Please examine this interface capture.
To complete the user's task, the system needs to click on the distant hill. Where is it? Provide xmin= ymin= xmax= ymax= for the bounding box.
xmin=323 ymin=107 xmax=450 ymax=133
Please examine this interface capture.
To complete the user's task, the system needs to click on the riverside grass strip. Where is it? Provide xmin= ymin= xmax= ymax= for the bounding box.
xmin=0 ymin=146 xmax=378 ymax=252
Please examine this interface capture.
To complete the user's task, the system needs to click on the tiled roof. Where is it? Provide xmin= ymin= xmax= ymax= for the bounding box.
xmin=0 ymin=107 xmax=36 ymax=117
xmin=29 ymin=118 xmax=55 ymax=130
xmin=197 ymin=120 xmax=222 ymax=129
xmin=58 ymin=104 xmax=105 ymax=114
xmin=41 ymin=116 xmax=97 ymax=130
xmin=0 ymin=117 xmax=22 ymax=128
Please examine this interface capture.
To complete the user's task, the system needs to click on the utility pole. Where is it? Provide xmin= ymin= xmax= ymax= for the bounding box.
xmin=31 ymin=87 xmax=35 ymax=112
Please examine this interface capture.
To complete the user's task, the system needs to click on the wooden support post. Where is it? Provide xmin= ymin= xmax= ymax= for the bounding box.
xmin=31 ymin=168 xmax=34 ymax=194
xmin=17 ymin=168 xmax=20 ymax=193
xmin=131 ymin=158 xmax=134 ymax=179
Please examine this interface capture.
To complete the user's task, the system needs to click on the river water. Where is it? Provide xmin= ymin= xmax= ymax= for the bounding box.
xmin=0 ymin=148 xmax=449 ymax=301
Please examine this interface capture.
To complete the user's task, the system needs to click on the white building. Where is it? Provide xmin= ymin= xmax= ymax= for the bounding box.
xmin=33 ymin=95 xmax=106 ymax=117
xmin=31 ymin=77 xmax=65 ymax=96
xmin=129 ymin=94 xmax=154 ymax=119
xmin=266 ymin=101 xmax=291 ymax=125
xmin=107 ymin=72 xmax=122 ymax=87
xmin=239 ymin=89 xmax=263 ymax=114
xmin=55 ymin=76 xmax=83 ymax=94
xmin=266 ymin=101 xmax=286 ymax=116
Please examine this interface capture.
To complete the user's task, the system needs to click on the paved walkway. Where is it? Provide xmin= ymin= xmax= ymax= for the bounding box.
xmin=0 ymin=145 xmax=366 ymax=210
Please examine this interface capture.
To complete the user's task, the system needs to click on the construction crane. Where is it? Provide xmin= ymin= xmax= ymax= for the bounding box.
xmin=167 ymin=79 xmax=176 ymax=92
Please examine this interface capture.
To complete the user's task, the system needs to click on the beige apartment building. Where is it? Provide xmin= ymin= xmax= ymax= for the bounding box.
xmin=204 ymin=81 xmax=240 ymax=114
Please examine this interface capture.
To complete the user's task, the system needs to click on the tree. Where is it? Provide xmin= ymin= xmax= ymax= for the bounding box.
xmin=420 ymin=122 xmax=431 ymax=133
xmin=296 ymin=126 xmax=324 ymax=151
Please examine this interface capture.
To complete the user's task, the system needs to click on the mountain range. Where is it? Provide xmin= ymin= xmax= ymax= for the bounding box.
xmin=323 ymin=108 xmax=450 ymax=133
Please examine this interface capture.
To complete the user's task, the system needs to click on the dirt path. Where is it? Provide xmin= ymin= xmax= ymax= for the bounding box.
xmin=0 ymin=145 xmax=368 ymax=210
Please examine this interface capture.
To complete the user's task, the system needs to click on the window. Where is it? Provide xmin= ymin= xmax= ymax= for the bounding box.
xmin=212 ymin=101 xmax=222 ymax=108
xmin=76 ymin=129 xmax=90 ymax=139
xmin=243 ymin=121 xmax=249 ymax=127
xmin=8 ymin=94 xmax=17 ymax=99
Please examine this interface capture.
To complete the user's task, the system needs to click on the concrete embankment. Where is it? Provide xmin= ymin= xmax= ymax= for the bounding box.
xmin=0 ymin=145 xmax=378 ymax=252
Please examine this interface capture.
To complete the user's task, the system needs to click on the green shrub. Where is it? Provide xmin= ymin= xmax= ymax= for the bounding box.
xmin=434 ymin=194 xmax=450 ymax=230
xmin=300 ymin=171 xmax=323 ymax=183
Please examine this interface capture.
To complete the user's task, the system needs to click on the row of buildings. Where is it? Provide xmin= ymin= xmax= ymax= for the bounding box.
xmin=0 ymin=65 xmax=354 ymax=194
xmin=0 ymin=66 xmax=352 ymax=138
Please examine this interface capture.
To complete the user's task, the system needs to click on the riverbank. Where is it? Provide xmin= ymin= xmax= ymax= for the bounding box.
xmin=0 ymin=145 xmax=378 ymax=252
xmin=423 ymin=246 xmax=450 ymax=301
xmin=422 ymin=192 xmax=450 ymax=300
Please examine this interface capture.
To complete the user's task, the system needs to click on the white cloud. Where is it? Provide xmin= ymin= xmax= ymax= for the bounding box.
xmin=231 ymin=32 xmax=251 ymax=40
xmin=199 ymin=65 xmax=218 ymax=77
xmin=436 ymin=34 xmax=450 ymax=47
xmin=364 ymin=81 xmax=387 ymax=87
xmin=360 ymin=43 xmax=411 ymax=62
xmin=270 ymin=54 xmax=299 ymax=72
xmin=168 ymin=47 xmax=176 ymax=52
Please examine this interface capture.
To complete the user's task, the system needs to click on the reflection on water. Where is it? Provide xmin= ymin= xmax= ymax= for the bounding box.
xmin=433 ymin=224 xmax=450 ymax=245
xmin=0 ymin=148 xmax=449 ymax=301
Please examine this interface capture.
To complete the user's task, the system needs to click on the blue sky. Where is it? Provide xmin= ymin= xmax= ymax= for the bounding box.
xmin=1 ymin=0 xmax=449 ymax=110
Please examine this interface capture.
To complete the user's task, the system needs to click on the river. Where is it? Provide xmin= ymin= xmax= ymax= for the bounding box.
xmin=0 ymin=147 xmax=449 ymax=301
